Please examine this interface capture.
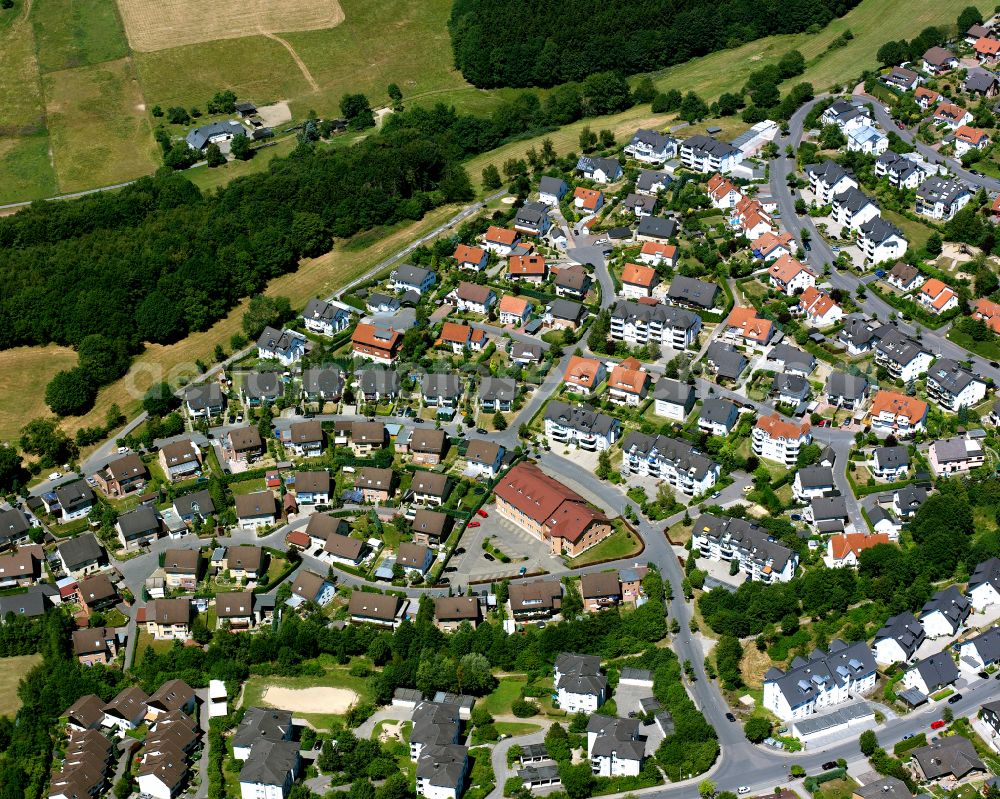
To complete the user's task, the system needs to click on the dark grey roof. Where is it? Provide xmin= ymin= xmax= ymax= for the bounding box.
xmin=682 ymin=134 xmax=739 ymax=158
xmin=174 ymin=489 xmax=215 ymax=517
xmin=239 ymin=739 xmax=299 ymax=786
xmin=917 ymin=176 xmax=971 ymax=206
xmin=359 ymin=368 xmax=400 ymax=395
xmin=859 ymin=216 xmax=903 ymax=244
xmin=0 ymin=508 xmax=30 ymax=546
xmin=773 ymin=373 xmax=809 ymax=399
xmin=185 ymin=120 xmax=244 ymax=149
xmin=765 ymin=639 xmax=876 ymax=711
xmin=58 ymin=533 xmax=105 ymax=570
xmin=548 ymin=298 xmax=587 ymax=322
xmin=243 ymin=371 xmax=281 ymax=399
xmin=964 ymin=626 xmax=1000 ymax=664
xmin=894 ymin=485 xmax=927 ymax=513
xmin=805 ymin=160 xmax=851 ymax=185
xmin=694 ymin=513 xmax=794 ymax=572
xmin=544 ymin=401 xmax=617 ymax=437
xmin=302 ymin=298 xmax=347 ymax=325
xmin=969 ymin=557 xmax=1000 ymax=594
xmin=854 ymin=777 xmax=913 ymax=799
xmin=874 ymin=611 xmax=924 ymax=658
xmin=185 ymin=382 xmax=224 ymax=411
xmin=839 ymin=314 xmax=879 ymax=349
xmin=705 ymin=342 xmax=747 ymax=379
xmin=877 ymin=152 xmax=926 ymax=183
xmin=629 ymin=128 xmax=673 ymax=150
xmin=636 ymin=216 xmax=677 ymax=239
xmin=54 ymin=482 xmax=94 ymax=514
xmin=611 ymin=299 xmax=699 ymax=331
xmin=116 ymin=506 xmax=159 ymax=540
xmin=516 ymin=201 xmax=549 ymax=225
xmin=666 ymin=276 xmax=718 ymax=309
xmin=620 ymin=432 xmax=717 ymax=480
xmin=827 ymin=370 xmax=869 ymax=400
xmin=796 ymin=466 xmax=834 ymax=489
xmin=810 ymin=496 xmax=847 ymax=521
xmin=412 ymin=701 xmax=461 ymax=747
xmin=933 ymin=436 xmax=979 ymax=463
xmin=700 ymin=397 xmax=739 ymax=427
xmin=927 ymin=358 xmax=982 ymax=396
xmin=555 ymin=652 xmax=602 ymax=676
xmin=576 ymin=156 xmax=621 ymax=176
xmin=518 ymin=764 xmax=560 ymax=784
xmin=833 ymin=186 xmax=877 ymax=213
xmin=768 ymin=344 xmax=815 ymax=372
xmin=394 ymin=263 xmax=435 ymax=287
xmin=911 ymin=736 xmax=984 ymax=780
xmin=874 ymin=446 xmax=909 ymax=469
xmin=394 ymin=688 xmax=423 ymax=703
xmin=624 ymin=193 xmax=656 ymax=212
xmin=539 ymin=176 xmax=567 ymax=195
xmin=302 ymin=366 xmax=343 ymax=397
xmin=0 ymin=583 xmax=53 ymax=618
xmin=636 ymin=169 xmax=671 ymax=192
xmin=651 ymin=378 xmax=695 ymax=406
xmin=233 ymin=707 xmax=293 ymax=749
xmin=921 ymin=586 xmax=971 ymax=628
xmin=912 ymin=652 xmax=959 ymax=692
xmin=422 ymin=372 xmax=463 ymax=399
xmin=875 ymin=328 xmax=929 ymax=367
xmin=480 ymin=377 xmax=516 ymax=403
xmin=416 ymin=744 xmax=467 ymax=789
xmin=586 ymin=715 xmax=645 ymax=761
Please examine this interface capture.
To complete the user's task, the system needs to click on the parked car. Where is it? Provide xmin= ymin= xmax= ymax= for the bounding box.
xmin=979 ymin=671 xmax=989 ymax=680
xmin=822 ymin=762 xmax=837 ymax=771
xmin=931 ymin=720 xmax=946 ymax=729
xmin=47 ymin=472 xmax=62 ymax=481
xmin=454 ymin=548 xmax=466 ymax=555
xmin=476 ymin=427 xmax=488 ymax=435
xmin=725 ymin=712 xmax=736 ymax=722
xmin=468 ymin=521 xmax=480 ymax=528
xmin=738 ymin=788 xmax=750 ymax=795
xmin=519 ymin=566 xmax=527 ymax=576
xmin=477 ymin=509 xmax=489 ymax=518
xmin=902 ymin=733 xmax=914 ymax=740
xmin=948 ymin=693 xmax=963 ymax=705
xmin=483 ymin=553 xmax=495 ymax=562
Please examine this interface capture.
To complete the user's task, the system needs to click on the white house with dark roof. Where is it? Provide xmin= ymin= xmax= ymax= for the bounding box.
xmin=544 ymin=402 xmax=619 ymax=451
xmin=538 ymin=177 xmax=568 ymax=206
xmin=554 ymin=653 xmax=606 ymax=713
xmin=692 ymin=513 xmax=797 ymax=583
xmin=576 ymin=156 xmax=622 ymax=183
xmin=301 ymin=298 xmax=351 ymax=337
xmin=872 ymin=611 xmax=925 ymax=664
xmin=958 ymin=626 xmax=1000 ymax=671
xmin=587 ymin=715 xmax=645 ymax=777
xmin=257 ymin=327 xmax=308 ymax=366
xmin=921 ymin=586 xmax=970 ymax=638
xmin=805 ymin=160 xmax=858 ymax=205
xmin=925 ymin=358 xmax=987 ymax=412
xmin=762 ymin=639 xmax=877 ymax=720
xmin=679 ymin=135 xmax=743 ymax=174
xmin=858 ymin=217 xmax=907 ymax=265
xmin=624 ymin=129 xmax=677 ymax=164
xmin=968 ymin=558 xmax=1000 ymax=611
xmin=792 ymin=466 xmax=835 ymax=501
xmin=619 ymin=432 xmax=719 ymax=496
xmin=830 ymin=187 xmax=880 ymax=232
xmin=651 ymin=378 xmax=695 ymax=421
xmin=184 ymin=383 xmax=225 ymax=418
xmin=698 ymin=398 xmax=740 ymax=436
xmin=901 ymin=652 xmax=959 ymax=696
xmin=610 ymin=300 xmax=701 ymax=349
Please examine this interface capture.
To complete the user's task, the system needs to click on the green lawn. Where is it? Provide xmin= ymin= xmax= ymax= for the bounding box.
xmin=495 ymin=721 xmax=542 ymax=736
xmin=231 ymin=478 xmax=267 ymax=495
xmin=881 ymin=208 xmax=932 ymax=252
xmin=570 ymin=528 xmax=643 ymax=567
xmin=31 ymin=0 xmax=128 ymax=75
xmin=133 ymin=628 xmax=179 ymax=664
xmin=948 ymin=326 xmax=1000 ymax=360
xmin=0 ymin=654 xmax=42 ymax=716
xmin=484 ymin=676 xmax=527 ymax=716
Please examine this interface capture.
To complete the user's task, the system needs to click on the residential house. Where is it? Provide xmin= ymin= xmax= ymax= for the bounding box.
xmin=826 ymin=371 xmax=870 ymax=410
xmin=914 ymin=86 xmax=941 ymax=110
xmin=257 ymin=327 xmax=307 ymax=367
xmin=624 ymin=129 xmax=676 ymax=163
xmin=234 ymin=492 xmax=277 ymax=531
xmin=293 ymin=471 xmax=330 ymax=505
xmin=902 ymin=652 xmax=959 ymax=696
xmin=921 ymin=586 xmax=971 ymax=638
xmin=482 ymin=226 xmax=518 ymax=256
xmin=692 ymin=513 xmax=799 ymax=583
xmin=355 ymin=468 xmax=394 ymax=504
xmin=215 ymin=591 xmax=257 ymax=631
xmin=232 ymin=707 xmax=293 ymax=760
xmin=452 ymin=244 xmax=488 ymax=272
xmin=698 ymin=397 xmax=740 ymax=436
xmin=366 ymin=293 xmax=399 ymax=315
xmin=509 ymin=580 xmax=562 ymax=621
xmin=762 ymin=639 xmax=876 ymax=720
xmin=930 ymin=435 xmax=986 ymax=475
xmin=875 ymin=151 xmax=928 ymax=190
xmin=92 ymin=454 xmax=147 ymax=497
xmin=954 ymin=125 xmax=990 ymax=156
xmin=222 ymin=546 xmax=264 ymax=582
xmin=301 ymin=298 xmax=351 ymax=337
xmin=412 ymin=509 xmax=452 ymax=548
xmin=922 ymin=46 xmax=959 ymax=75
xmin=619 ymin=432 xmax=720 ymax=496
xmin=351 ymin=421 xmax=387 ymax=454
xmin=395 ymin=542 xmax=433 ymax=577
xmin=73 ymin=627 xmax=119 ymax=666
xmin=610 ymin=299 xmax=701 ymax=349
xmin=636 ymin=216 xmax=677 ymax=243
xmin=438 ymin=322 xmax=486 ymax=353
xmin=965 ymin=69 xmax=999 ymax=97
xmin=724 ymin=306 xmax=774 ymax=347
xmin=46 ymin=482 xmax=95 ymax=523
xmin=706 ymin=173 xmax=744 ymax=209
xmin=224 ymin=427 xmax=264 ymax=465
xmin=959 ymin=626 xmax=1000 ymax=672
xmin=103 ymin=686 xmax=150 ymax=734
xmin=975 ymin=297 xmax=1000 ymax=332
xmin=805 ymin=160 xmax=858 ymax=205
xmin=555 ymin=653 xmax=607 ymax=713
xmin=351 ymin=323 xmax=402 ymax=365
xmin=301 ymin=367 xmax=343 ymax=404
xmin=620 ymin=263 xmax=659 ymax=299
xmin=464 ymin=439 xmax=504 ymax=480
xmin=241 ymin=372 xmax=282 ymax=407
xmin=0 ymin=545 xmax=42 ymax=588
xmin=665 ymin=276 xmax=719 ymax=310
xmin=348 ymin=591 xmax=404 ymax=628
xmin=909 ymin=737 xmax=985 ymax=783
xmin=679 ymin=135 xmax=743 ymax=174
xmin=421 ymin=373 xmax=463 ymax=415
xmin=58 ymin=534 xmax=107 ymax=577
xmin=163 ymin=549 xmax=198 ymax=591
xmin=870 ymin=391 xmax=928 ymax=435
xmin=0 ymin=584 xmax=55 ymax=619
xmin=704 ymin=342 xmax=748 ymax=381
xmin=0 ymin=508 xmax=31 ymax=552
xmin=507 ymin=254 xmax=547 ymax=283
xmin=873 ymin=328 xmax=933 ymax=382
xmin=975 ymin=37 xmax=1000 ymax=64
xmin=967 ymin=23 xmax=995 ymax=44
xmin=839 ymin=314 xmax=881 ymax=355
xmin=881 ymin=67 xmax=920 ymax=91
xmin=887 ymin=261 xmax=925 ymax=292
xmin=538 ymin=177 xmax=568 ymax=206
xmin=553 ymin=264 xmax=591 ymax=299
xmin=847 ymin=125 xmax=889 ymax=155
xmin=408 ymin=428 xmax=448 ymax=466
xmin=586 ymin=716 xmax=645 ymax=777
xmin=494 ymin=462 xmax=613 ymax=557
xmin=607 ymin=358 xmax=649 ymax=406
xmin=544 ymin=400 xmax=619 ymax=451
xmin=873 ymin=612 xmax=925 ymax=664
xmin=392 ymin=264 xmax=437 ymax=295
xmin=576 ymin=156 xmax=622 ymax=183
xmin=158 ymin=439 xmax=201 ymax=482
xmin=479 ymin=377 xmax=516 ymax=413
xmin=871 ymin=446 xmax=909 ymax=483
xmin=893 ymin=485 xmax=928 ymax=519
xmin=916 ymin=176 xmax=972 ymax=220
xmin=563 ymin=356 xmax=605 ymax=397
xmin=453 ymin=281 xmax=496 ymax=315
xmin=831 ymin=187 xmax=881 ymax=232
xmin=116 ymin=506 xmax=161 ymax=550
xmin=651 ymin=377 xmax=695 ymax=421
xmin=416 ymin=745 xmax=467 ymax=799
xmin=968 ymin=558 xmax=1000 ymax=610
xmin=800 ymin=286 xmax=845 ymax=327
xmin=793 ymin=466 xmax=836 ymax=501
xmin=65 ymin=695 xmax=106 ymax=731
xmin=637 ymin=241 xmax=677 ymax=267
xmin=807 ymin=495 xmax=850 ymax=533
xmin=432 ymin=595 xmax=480 ymax=632
xmin=821 ymin=99 xmax=873 ymax=132
xmin=238 ymin=740 xmax=300 ymax=799
xmin=635 ymin=169 xmax=671 ymax=196
xmin=752 ymin=415 xmax=812 ymax=466
xmin=147 ymin=679 xmax=196 ymax=719
xmin=411 ymin=472 xmax=448 ymax=507
xmin=918 ymin=278 xmax=959 ymax=315
xmin=573 ymin=187 xmax=604 ymax=212
xmin=580 ymin=572 xmax=621 ymax=613
xmin=824 ymin=533 xmax=891 ymax=568
xmin=752 ymin=230 xmax=795 ymax=262
xmin=858 ymin=217 xmax=907 ymax=265
xmin=497 ymin=295 xmax=531 ymax=326
xmin=768 ymin=254 xmax=816 ymax=295
xmin=926 ymin=358 xmax=987 ymax=411
xmin=514 ymin=202 xmax=551 ymax=236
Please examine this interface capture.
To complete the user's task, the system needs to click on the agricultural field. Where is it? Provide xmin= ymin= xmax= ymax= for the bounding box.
xmin=0 ymin=344 xmax=78 ymax=442
xmin=31 ymin=0 xmax=128 ymax=73
xmin=0 ymin=654 xmax=42 ymax=715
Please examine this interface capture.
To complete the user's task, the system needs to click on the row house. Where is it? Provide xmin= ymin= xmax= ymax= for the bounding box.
xmin=679 ymin=135 xmax=743 ymax=174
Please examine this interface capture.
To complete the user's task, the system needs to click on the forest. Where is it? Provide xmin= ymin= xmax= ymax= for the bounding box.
xmin=448 ymin=0 xmax=861 ymax=88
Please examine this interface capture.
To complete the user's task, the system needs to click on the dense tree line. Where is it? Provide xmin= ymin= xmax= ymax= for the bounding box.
xmin=698 ymin=475 xmax=995 ymax=638
xmin=449 ymin=0 xmax=861 ymax=88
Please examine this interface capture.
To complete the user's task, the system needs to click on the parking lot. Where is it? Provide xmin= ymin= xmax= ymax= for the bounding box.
xmin=447 ymin=508 xmax=561 ymax=584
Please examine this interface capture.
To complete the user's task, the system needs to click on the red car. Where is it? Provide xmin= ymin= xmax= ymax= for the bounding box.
xmin=468 ymin=521 xmax=481 ymax=528
xmin=931 ymin=720 xmax=946 ymax=730
xmin=477 ymin=509 xmax=489 ymax=518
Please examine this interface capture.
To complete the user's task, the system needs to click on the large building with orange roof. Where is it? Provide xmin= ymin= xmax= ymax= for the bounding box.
xmin=453 ymin=244 xmax=488 ymax=271
xmin=768 ymin=254 xmax=816 ymax=296
xmin=351 ymin=324 xmax=402 ymax=365
xmin=607 ymin=357 xmax=649 ymax=406
xmin=497 ymin=295 xmax=531 ymax=326
xmin=724 ymin=306 xmax=774 ymax=346
xmin=752 ymin=230 xmax=795 ymax=262
xmin=482 ymin=226 xmax=519 ymax=255
xmin=507 ymin=254 xmax=547 ymax=283
xmin=620 ymin=263 xmax=659 ymax=299
xmin=437 ymin=322 xmax=487 ymax=354
xmin=974 ymin=297 xmax=1000 ymax=332
xmin=869 ymin=390 xmax=928 ymax=436
xmin=752 ymin=414 xmax=811 ymax=465
xmin=563 ymin=356 xmax=606 ymax=397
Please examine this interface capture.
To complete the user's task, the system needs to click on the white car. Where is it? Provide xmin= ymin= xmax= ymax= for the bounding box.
xmin=117 ymin=446 xmax=130 ymax=455
xmin=48 ymin=472 xmax=63 ymax=481
xmin=738 ymin=788 xmax=750 ymax=795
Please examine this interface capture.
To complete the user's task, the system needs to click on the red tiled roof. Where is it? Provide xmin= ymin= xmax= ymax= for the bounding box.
xmin=870 ymin=390 xmax=928 ymax=425
xmin=621 ymin=262 xmax=657 ymax=287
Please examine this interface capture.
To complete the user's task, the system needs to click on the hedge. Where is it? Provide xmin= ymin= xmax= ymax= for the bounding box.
xmin=803 ymin=767 xmax=846 ymax=792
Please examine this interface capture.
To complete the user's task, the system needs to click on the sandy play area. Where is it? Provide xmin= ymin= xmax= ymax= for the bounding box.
xmin=261 ymin=686 xmax=358 ymax=714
